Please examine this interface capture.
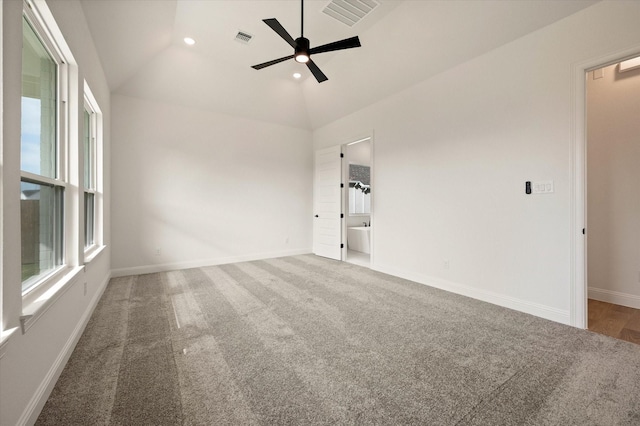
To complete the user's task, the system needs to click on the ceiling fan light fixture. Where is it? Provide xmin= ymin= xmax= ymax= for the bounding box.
xmin=294 ymin=37 xmax=310 ymax=63
xmin=295 ymin=53 xmax=309 ymax=63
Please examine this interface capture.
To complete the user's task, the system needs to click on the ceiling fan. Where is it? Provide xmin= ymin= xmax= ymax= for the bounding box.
xmin=251 ymin=0 xmax=362 ymax=83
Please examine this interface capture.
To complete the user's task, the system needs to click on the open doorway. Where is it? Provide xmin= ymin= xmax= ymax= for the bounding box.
xmin=586 ymin=56 xmax=640 ymax=344
xmin=343 ymin=138 xmax=372 ymax=267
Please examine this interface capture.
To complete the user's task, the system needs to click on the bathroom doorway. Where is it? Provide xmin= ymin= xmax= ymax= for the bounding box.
xmin=343 ymin=138 xmax=372 ymax=267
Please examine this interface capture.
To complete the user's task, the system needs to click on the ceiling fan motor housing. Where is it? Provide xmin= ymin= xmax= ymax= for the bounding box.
xmin=295 ymin=37 xmax=310 ymax=62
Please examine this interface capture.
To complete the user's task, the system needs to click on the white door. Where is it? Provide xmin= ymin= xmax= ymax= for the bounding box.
xmin=313 ymin=145 xmax=343 ymax=260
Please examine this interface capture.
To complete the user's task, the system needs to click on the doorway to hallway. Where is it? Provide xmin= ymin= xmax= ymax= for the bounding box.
xmin=588 ymin=299 xmax=640 ymax=344
xmin=585 ymin=56 xmax=640 ymax=339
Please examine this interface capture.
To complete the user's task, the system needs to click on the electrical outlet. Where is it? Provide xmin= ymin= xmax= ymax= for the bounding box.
xmin=285 ymin=236 xmax=289 ymax=244
xmin=155 ymin=248 xmax=161 ymax=256
xmin=444 ymin=260 xmax=450 ymax=270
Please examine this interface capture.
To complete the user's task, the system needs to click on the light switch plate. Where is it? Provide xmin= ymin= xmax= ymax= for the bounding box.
xmin=532 ymin=180 xmax=554 ymax=194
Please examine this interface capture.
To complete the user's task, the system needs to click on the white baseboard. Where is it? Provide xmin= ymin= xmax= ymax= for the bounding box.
xmin=588 ymin=287 xmax=640 ymax=309
xmin=373 ymin=263 xmax=570 ymax=325
xmin=21 ymin=272 xmax=111 ymax=426
xmin=111 ymin=248 xmax=312 ymax=278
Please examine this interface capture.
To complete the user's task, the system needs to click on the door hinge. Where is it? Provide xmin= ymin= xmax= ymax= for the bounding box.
xmin=340 ymin=213 xmax=344 ymax=218
xmin=582 ymin=228 xmax=585 ymax=235
xmin=340 ymin=183 xmax=344 ymax=188
xmin=340 ymin=153 xmax=344 ymax=158
xmin=340 ymin=243 xmax=344 ymax=248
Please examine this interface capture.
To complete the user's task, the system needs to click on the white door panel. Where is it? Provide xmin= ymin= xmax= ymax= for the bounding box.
xmin=313 ymin=145 xmax=342 ymax=260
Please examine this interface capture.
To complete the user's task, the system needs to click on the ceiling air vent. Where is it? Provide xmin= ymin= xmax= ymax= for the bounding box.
xmin=235 ymin=31 xmax=253 ymax=44
xmin=322 ymin=0 xmax=379 ymax=27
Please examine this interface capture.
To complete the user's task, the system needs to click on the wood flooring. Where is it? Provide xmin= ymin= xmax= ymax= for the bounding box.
xmin=588 ymin=299 xmax=640 ymax=345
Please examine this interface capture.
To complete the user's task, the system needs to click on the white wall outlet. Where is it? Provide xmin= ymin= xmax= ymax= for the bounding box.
xmin=444 ymin=259 xmax=450 ymax=270
xmin=155 ymin=248 xmax=161 ymax=256
xmin=532 ymin=180 xmax=554 ymax=194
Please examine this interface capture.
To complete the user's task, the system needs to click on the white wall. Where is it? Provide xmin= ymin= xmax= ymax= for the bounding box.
xmin=587 ymin=62 xmax=640 ymax=308
xmin=314 ymin=1 xmax=640 ymax=324
xmin=1 ymin=1 xmax=111 ymax=425
xmin=111 ymin=94 xmax=313 ymax=276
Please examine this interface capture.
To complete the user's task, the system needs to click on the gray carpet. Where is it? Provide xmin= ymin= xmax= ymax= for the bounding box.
xmin=36 ymin=254 xmax=640 ymax=425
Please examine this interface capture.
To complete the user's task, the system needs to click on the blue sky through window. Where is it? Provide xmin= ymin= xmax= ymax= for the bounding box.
xmin=21 ymin=96 xmax=42 ymax=175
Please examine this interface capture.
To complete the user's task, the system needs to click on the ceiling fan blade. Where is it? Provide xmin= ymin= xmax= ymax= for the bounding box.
xmin=252 ymin=55 xmax=295 ymax=70
xmin=263 ymin=18 xmax=297 ymax=48
xmin=309 ymin=36 xmax=361 ymax=55
xmin=306 ymin=60 xmax=328 ymax=83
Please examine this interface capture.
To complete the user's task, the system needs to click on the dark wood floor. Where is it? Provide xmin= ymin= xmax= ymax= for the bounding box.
xmin=588 ymin=299 xmax=640 ymax=345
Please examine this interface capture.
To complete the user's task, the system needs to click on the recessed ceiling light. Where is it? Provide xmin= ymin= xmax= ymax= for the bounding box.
xmin=183 ymin=37 xmax=196 ymax=46
xmin=293 ymin=72 xmax=302 ymax=79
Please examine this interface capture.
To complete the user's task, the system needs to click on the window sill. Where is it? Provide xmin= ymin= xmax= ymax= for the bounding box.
xmin=20 ymin=266 xmax=84 ymax=334
xmin=0 ymin=327 xmax=19 ymax=359
xmin=84 ymin=244 xmax=106 ymax=264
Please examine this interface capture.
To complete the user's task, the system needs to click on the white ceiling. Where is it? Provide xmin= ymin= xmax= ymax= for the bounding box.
xmin=81 ymin=0 xmax=598 ymax=130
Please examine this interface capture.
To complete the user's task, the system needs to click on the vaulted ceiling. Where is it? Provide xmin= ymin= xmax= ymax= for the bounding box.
xmin=80 ymin=0 xmax=598 ymax=130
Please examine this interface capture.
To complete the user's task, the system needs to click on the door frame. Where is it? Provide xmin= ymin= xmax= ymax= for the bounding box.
xmin=341 ymin=134 xmax=374 ymax=264
xmin=571 ymin=46 xmax=640 ymax=328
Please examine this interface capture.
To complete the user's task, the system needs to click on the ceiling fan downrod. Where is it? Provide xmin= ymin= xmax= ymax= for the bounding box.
xmin=294 ymin=0 xmax=309 ymax=63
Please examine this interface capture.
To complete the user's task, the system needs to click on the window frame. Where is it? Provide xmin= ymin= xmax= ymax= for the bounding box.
xmin=20 ymin=2 xmax=71 ymax=304
xmin=83 ymin=100 xmax=96 ymax=251
xmin=82 ymin=82 xmax=103 ymax=262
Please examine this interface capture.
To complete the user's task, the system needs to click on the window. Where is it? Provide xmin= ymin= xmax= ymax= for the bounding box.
xmin=83 ymin=107 xmax=95 ymax=248
xmin=21 ymin=15 xmax=66 ymax=293
xmin=83 ymin=83 xmax=102 ymax=257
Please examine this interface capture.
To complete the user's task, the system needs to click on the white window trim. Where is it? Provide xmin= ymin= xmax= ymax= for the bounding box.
xmin=82 ymin=82 xmax=104 ymax=262
xmin=83 ymin=105 xmax=96 ymax=251
xmin=21 ymin=171 xmax=68 ymax=188
xmin=20 ymin=266 xmax=84 ymax=334
xmin=21 ymin=264 xmax=70 ymax=307
xmin=21 ymin=5 xmax=70 ymax=295
xmin=0 ymin=0 xmax=4 ymax=334
xmin=20 ymin=0 xmax=79 ymax=328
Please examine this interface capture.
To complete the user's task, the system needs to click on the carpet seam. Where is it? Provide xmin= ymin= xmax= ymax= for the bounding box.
xmin=454 ymin=366 xmax=529 ymax=425
xmin=108 ymin=276 xmax=134 ymax=425
xmin=162 ymin=273 xmax=186 ymax=425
